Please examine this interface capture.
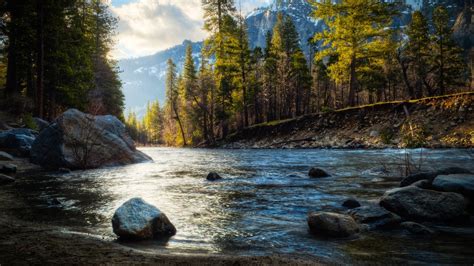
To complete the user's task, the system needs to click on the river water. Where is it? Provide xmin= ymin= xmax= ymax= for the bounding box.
xmin=10 ymin=148 xmax=474 ymax=263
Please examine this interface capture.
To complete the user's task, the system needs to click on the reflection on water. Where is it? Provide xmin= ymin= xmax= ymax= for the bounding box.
xmin=9 ymin=148 xmax=474 ymax=263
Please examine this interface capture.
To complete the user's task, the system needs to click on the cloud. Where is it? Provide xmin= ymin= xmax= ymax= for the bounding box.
xmin=110 ymin=0 xmax=273 ymax=59
xmin=110 ymin=0 xmax=207 ymax=59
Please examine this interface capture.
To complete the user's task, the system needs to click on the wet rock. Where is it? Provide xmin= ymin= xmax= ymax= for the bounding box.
xmin=411 ymin=179 xmax=432 ymax=189
xmin=308 ymin=168 xmax=330 ymax=178
xmin=400 ymin=167 xmax=471 ymax=187
xmin=50 ymin=198 xmax=62 ymax=206
xmin=0 ymin=151 xmax=14 ymax=161
xmin=58 ymin=168 xmax=72 ymax=174
xmin=0 ymin=174 xmax=15 ymax=185
xmin=112 ymin=198 xmax=176 ymax=240
xmin=342 ymin=198 xmax=361 ymax=209
xmin=380 ymin=186 xmax=467 ymax=222
xmin=31 ymin=109 xmax=152 ymax=170
xmin=432 ymin=174 xmax=474 ymax=198
xmin=0 ymin=128 xmax=37 ymax=157
xmin=401 ymin=222 xmax=435 ymax=235
xmin=348 ymin=204 xmax=401 ymax=229
xmin=33 ymin=117 xmax=49 ymax=132
xmin=0 ymin=164 xmax=17 ymax=174
xmin=206 ymin=172 xmax=222 ymax=181
xmin=308 ymin=212 xmax=360 ymax=237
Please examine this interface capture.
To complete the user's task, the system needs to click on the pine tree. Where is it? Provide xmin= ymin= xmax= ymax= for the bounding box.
xmin=164 ymin=59 xmax=187 ymax=146
xmin=431 ymin=6 xmax=468 ymax=94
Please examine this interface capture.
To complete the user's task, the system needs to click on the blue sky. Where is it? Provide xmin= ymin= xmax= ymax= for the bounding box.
xmin=110 ymin=0 xmax=272 ymax=59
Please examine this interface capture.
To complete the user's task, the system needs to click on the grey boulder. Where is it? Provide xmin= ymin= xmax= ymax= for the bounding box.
xmin=308 ymin=212 xmax=360 ymax=237
xmin=432 ymin=174 xmax=474 ymax=198
xmin=31 ymin=109 xmax=152 ymax=169
xmin=0 ymin=128 xmax=37 ymax=157
xmin=112 ymin=198 xmax=176 ymax=240
xmin=348 ymin=204 xmax=401 ymax=229
xmin=400 ymin=167 xmax=471 ymax=187
xmin=380 ymin=186 xmax=467 ymax=222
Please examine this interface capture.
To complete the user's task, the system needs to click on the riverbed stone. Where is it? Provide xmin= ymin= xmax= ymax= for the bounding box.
xmin=400 ymin=167 xmax=472 ymax=187
xmin=206 ymin=172 xmax=222 ymax=181
xmin=348 ymin=204 xmax=401 ymax=229
xmin=307 ymin=212 xmax=360 ymax=237
xmin=308 ymin=168 xmax=330 ymax=178
xmin=0 ymin=128 xmax=37 ymax=157
xmin=380 ymin=186 xmax=467 ymax=222
xmin=342 ymin=198 xmax=361 ymax=209
xmin=0 ymin=151 xmax=14 ymax=161
xmin=112 ymin=198 xmax=176 ymax=240
xmin=401 ymin=222 xmax=435 ymax=235
xmin=30 ymin=109 xmax=152 ymax=170
xmin=0 ymin=174 xmax=15 ymax=185
xmin=432 ymin=174 xmax=474 ymax=198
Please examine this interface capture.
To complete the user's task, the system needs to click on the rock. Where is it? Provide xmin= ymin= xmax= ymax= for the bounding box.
xmin=0 ymin=174 xmax=15 ymax=185
xmin=348 ymin=204 xmax=401 ymax=229
xmin=308 ymin=168 xmax=330 ymax=178
xmin=0 ymin=164 xmax=17 ymax=174
xmin=0 ymin=128 xmax=37 ymax=157
xmin=50 ymin=198 xmax=62 ymax=206
xmin=342 ymin=198 xmax=361 ymax=209
xmin=400 ymin=167 xmax=471 ymax=187
xmin=380 ymin=186 xmax=467 ymax=222
xmin=369 ymin=130 xmax=379 ymax=137
xmin=432 ymin=174 xmax=474 ymax=198
xmin=401 ymin=222 xmax=435 ymax=235
xmin=308 ymin=212 xmax=360 ymax=237
xmin=112 ymin=198 xmax=176 ymax=240
xmin=33 ymin=117 xmax=49 ymax=132
xmin=31 ymin=109 xmax=152 ymax=170
xmin=206 ymin=172 xmax=222 ymax=181
xmin=411 ymin=179 xmax=432 ymax=189
xmin=58 ymin=168 xmax=72 ymax=174
xmin=0 ymin=151 xmax=14 ymax=161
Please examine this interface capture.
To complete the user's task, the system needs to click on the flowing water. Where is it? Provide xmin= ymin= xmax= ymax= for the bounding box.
xmin=9 ymin=148 xmax=474 ymax=263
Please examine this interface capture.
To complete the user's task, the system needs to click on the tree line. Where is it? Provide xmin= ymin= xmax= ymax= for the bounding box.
xmin=0 ymin=0 xmax=124 ymax=120
xmin=127 ymin=0 xmax=470 ymax=147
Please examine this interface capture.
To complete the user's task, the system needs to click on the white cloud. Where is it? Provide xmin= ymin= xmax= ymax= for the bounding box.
xmin=110 ymin=0 xmax=207 ymax=59
xmin=110 ymin=0 xmax=273 ymax=59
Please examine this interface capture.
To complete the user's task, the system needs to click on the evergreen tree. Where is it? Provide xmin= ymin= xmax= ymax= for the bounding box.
xmin=164 ymin=59 xmax=187 ymax=146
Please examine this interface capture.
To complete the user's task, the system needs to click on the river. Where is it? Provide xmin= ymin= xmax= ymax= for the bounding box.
xmin=9 ymin=148 xmax=474 ymax=263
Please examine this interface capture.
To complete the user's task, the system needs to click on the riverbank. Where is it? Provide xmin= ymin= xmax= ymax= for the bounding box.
xmin=220 ymin=92 xmax=474 ymax=149
xmin=0 ymin=184 xmax=318 ymax=265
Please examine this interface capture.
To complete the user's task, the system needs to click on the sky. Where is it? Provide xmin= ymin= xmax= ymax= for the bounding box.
xmin=110 ymin=0 xmax=272 ymax=59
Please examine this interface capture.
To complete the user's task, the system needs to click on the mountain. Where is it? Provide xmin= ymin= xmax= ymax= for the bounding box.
xmin=118 ymin=0 xmax=466 ymax=116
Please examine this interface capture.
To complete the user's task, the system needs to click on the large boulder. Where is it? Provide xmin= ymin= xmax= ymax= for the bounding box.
xmin=30 ymin=109 xmax=151 ymax=169
xmin=400 ymin=167 xmax=471 ymax=187
xmin=348 ymin=204 xmax=401 ymax=229
xmin=112 ymin=198 xmax=176 ymax=240
xmin=432 ymin=174 xmax=474 ymax=198
xmin=380 ymin=186 xmax=467 ymax=222
xmin=0 ymin=128 xmax=37 ymax=157
xmin=307 ymin=212 xmax=360 ymax=237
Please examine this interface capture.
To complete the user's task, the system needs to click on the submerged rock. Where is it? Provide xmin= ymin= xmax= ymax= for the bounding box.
xmin=401 ymin=222 xmax=435 ymax=235
xmin=112 ymin=198 xmax=176 ymax=240
xmin=342 ymin=198 xmax=361 ymax=209
xmin=0 ymin=164 xmax=17 ymax=174
xmin=432 ymin=174 xmax=474 ymax=198
xmin=400 ymin=167 xmax=471 ymax=187
xmin=380 ymin=186 xmax=467 ymax=222
xmin=0 ymin=173 xmax=15 ymax=185
xmin=0 ymin=151 xmax=14 ymax=161
xmin=0 ymin=128 xmax=37 ymax=157
xmin=206 ymin=172 xmax=222 ymax=181
xmin=308 ymin=168 xmax=330 ymax=178
xmin=30 ymin=109 xmax=152 ymax=170
xmin=348 ymin=204 xmax=401 ymax=229
xmin=307 ymin=212 xmax=359 ymax=237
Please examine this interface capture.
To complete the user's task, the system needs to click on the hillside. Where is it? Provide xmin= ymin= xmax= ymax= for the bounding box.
xmin=220 ymin=93 xmax=474 ymax=149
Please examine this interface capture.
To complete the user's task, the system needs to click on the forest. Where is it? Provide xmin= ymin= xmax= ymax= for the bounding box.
xmin=0 ymin=0 xmax=471 ymax=147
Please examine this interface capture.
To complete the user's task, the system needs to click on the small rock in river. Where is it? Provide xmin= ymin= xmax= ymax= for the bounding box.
xmin=206 ymin=172 xmax=222 ymax=181
xmin=308 ymin=168 xmax=330 ymax=178
xmin=342 ymin=198 xmax=361 ymax=209
xmin=308 ymin=212 xmax=360 ymax=237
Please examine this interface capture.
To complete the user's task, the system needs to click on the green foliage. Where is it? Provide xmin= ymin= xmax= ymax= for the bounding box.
xmin=22 ymin=113 xmax=37 ymax=131
xmin=400 ymin=121 xmax=427 ymax=148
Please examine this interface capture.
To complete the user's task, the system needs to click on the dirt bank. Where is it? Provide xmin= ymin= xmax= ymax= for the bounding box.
xmin=220 ymin=92 xmax=474 ymax=149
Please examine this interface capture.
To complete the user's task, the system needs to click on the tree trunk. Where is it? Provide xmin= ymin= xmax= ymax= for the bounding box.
xmin=36 ymin=0 xmax=45 ymax=118
xmin=348 ymin=55 xmax=357 ymax=106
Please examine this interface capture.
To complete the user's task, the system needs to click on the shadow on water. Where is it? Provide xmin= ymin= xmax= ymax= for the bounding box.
xmin=6 ymin=148 xmax=474 ymax=263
